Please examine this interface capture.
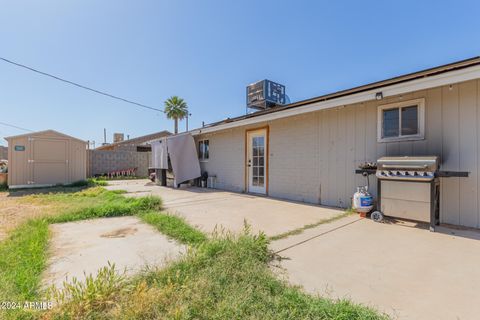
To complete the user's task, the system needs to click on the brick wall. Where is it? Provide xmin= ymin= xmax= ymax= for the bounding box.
xmin=87 ymin=150 xmax=151 ymax=177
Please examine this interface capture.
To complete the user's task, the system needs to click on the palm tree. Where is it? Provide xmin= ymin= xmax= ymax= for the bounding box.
xmin=164 ymin=96 xmax=188 ymax=134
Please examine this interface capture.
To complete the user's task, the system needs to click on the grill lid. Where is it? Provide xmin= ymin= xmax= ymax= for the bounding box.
xmin=376 ymin=156 xmax=439 ymax=181
xmin=377 ymin=156 xmax=439 ymax=171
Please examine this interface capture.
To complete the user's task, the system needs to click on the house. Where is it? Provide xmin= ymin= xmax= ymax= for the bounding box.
xmin=96 ymin=130 xmax=171 ymax=152
xmin=190 ymin=57 xmax=480 ymax=229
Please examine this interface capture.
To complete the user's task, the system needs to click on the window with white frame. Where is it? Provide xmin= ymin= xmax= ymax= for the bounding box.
xmin=198 ymin=139 xmax=209 ymax=161
xmin=377 ymin=98 xmax=425 ymax=142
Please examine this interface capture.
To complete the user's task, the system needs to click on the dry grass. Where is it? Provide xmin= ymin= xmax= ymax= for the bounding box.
xmin=0 ymin=181 xmax=109 ymax=241
xmin=42 ymin=230 xmax=387 ymax=320
xmin=0 ymin=187 xmax=163 ymax=320
xmin=0 ymin=193 xmax=60 ymax=241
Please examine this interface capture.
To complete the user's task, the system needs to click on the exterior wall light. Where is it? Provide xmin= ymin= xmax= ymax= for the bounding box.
xmin=375 ymin=92 xmax=383 ymax=100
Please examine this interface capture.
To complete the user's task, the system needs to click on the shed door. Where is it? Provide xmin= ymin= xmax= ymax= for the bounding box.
xmin=30 ymin=139 xmax=68 ymax=185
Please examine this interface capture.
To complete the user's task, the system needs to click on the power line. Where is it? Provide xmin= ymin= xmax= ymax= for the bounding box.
xmin=0 ymin=56 xmax=164 ymax=113
xmin=0 ymin=121 xmax=34 ymax=132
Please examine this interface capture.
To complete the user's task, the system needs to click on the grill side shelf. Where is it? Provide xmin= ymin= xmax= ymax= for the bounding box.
xmin=354 ymin=169 xmax=469 ymax=177
xmin=355 ymin=169 xmax=376 ymax=175
xmin=436 ymin=171 xmax=469 ymax=177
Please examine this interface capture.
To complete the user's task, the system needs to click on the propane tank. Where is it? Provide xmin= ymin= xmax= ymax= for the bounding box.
xmin=352 ymin=186 xmax=373 ymax=213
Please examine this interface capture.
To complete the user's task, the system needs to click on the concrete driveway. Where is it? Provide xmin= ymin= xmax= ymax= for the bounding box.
xmin=271 ymin=215 xmax=480 ymax=320
xmin=105 ymin=180 xmax=345 ymax=237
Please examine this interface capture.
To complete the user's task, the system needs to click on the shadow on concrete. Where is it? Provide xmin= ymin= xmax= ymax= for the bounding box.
xmin=153 ymin=184 xmax=347 ymax=212
xmin=373 ymin=216 xmax=480 ymax=241
xmin=434 ymin=224 xmax=480 ymax=241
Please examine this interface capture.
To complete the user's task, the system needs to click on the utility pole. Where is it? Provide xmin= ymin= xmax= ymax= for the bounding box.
xmin=103 ymin=128 xmax=107 ymax=145
xmin=186 ymin=112 xmax=192 ymax=132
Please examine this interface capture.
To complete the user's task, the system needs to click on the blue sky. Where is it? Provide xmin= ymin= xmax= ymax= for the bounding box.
xmin=1 ymin=0 xmax=480 ymax=147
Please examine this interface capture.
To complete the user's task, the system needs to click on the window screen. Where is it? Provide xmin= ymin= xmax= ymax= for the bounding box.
xmin=198 ymin=140 xmax=209 ymax=160
xmin=203 ymin=140 xmax=209 ymax=159
xmin=401 ymin=106 xmax=418 ymax=135
xmin=382 ymin=108 xmax=399 ymax=138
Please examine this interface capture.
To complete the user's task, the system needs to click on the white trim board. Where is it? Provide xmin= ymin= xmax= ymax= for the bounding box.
xmin=191 ymin=64 xmax=480 ymax=136
xmin=377 ymin=98 xmax=426 ymax=143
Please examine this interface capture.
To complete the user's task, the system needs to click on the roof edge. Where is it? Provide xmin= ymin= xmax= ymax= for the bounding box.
xmin=191 ymin=57 xmax=480 ymax=135
xmin=5 ymin=129 xmax=88 ymax=144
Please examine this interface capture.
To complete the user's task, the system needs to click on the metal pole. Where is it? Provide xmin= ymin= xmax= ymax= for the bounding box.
xmin=186 ymin=112 xmax=192 ymax=132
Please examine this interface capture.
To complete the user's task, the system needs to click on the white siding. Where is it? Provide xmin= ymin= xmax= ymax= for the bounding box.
xmin=197 ymin=79 xmax=480 ymax=228
xmin=197 ymin=127 xmax=246 ymax=192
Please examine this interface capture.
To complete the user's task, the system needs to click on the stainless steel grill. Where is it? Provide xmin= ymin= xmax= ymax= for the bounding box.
xmin=376 ymin=156 xmax=439 ymax=181
xmin=375 ymin=156 xmax=440 ymax=230
xmin=356 ymin=156 xmax=468 ymax=232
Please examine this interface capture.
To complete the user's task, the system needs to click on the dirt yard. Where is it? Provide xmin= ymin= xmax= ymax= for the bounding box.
xmin=0 ymin=192 xmax=56 ymax=241
xmin=0 ymin=186 xmax=99 ymax=241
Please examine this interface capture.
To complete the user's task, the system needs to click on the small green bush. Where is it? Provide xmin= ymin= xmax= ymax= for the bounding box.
xmin=47 ymin=195 xmax=162 ymax=224
xmin=139 ymin=211 xmax=207 ymax=245
xmin=68 ymin=178 xmax=108 ymax=187
xmin=46 ymin=262 xmax=130 ymax=318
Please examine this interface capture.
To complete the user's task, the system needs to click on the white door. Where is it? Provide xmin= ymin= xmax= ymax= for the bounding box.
xmin=247 ymin=129 xmax=267 ymax=194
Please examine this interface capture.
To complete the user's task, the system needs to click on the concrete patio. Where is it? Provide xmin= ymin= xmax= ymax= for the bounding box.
xmin=271 ymin=215 xmax=480 ymax=320
xmin=104 ymin=180 xmax=480 ymax=319
xmin=43 ymin=216 xmax=185 ymax=288
xmin=105 ymin=179 xmax=345 ymax=237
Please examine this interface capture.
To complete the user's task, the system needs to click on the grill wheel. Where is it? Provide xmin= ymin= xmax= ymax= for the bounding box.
xmin=371 ymin=211 xmax=384 ymax=223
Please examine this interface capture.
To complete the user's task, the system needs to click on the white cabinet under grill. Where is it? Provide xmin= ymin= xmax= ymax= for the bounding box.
xmin=380 ymin=180 xmax=431 ymax=222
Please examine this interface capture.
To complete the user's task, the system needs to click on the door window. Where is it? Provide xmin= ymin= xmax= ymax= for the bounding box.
xmin=252 ymin=136 xmax=265 ymax=187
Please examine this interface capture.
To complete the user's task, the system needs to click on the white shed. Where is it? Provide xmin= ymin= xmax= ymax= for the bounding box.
xmin=5 ymin=130 xmax=87 ymax=188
